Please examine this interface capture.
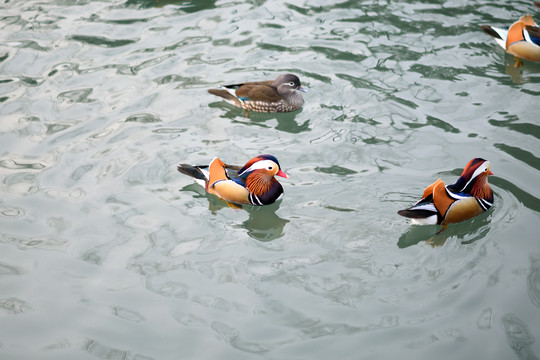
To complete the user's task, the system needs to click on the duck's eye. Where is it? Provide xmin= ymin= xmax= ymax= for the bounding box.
xmin=288 ymin=82 xmax=295 ymax=86
xmin=268 ymin=166 xmax=273 ymax=170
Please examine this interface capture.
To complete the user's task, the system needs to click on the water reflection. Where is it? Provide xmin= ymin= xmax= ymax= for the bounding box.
xmin=397 ymin=213 xmax=492 ymax=248
xmin=180 ymin=184 xmax=288 ymax=241
xmin=397 ymin=225 xmax=441 ymax=248
xmin=208 ymin=102 xmax=311 ymax=134
xmin=181 ymin=183 xmax=240 ymax=213
xmin=502 ymin=56 xmax=540 ymax=84
xmin=239 ymin=202 xmax=289 ymax=242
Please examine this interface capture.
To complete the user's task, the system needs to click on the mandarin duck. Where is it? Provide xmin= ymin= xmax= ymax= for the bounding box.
xmin=208 ymin=74 xmax=306 ymax=113
xmin=178 ymin=154 xmax=288 ymax=206
xmin=481 ymin=14 xmax=540 ymax=67
xmin=398 ymin=158 xmax=494 ymax=226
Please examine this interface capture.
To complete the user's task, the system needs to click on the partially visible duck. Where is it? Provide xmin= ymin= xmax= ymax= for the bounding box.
xmin=208 ymin=74 xmax=306 ymax=113
xmin=178 ymin=154 xmax=288 ymax=206
xmin=482 ymin=14 xmax=540 ymax=67
xmin=398 ymin=158 xmax=494 ymax=226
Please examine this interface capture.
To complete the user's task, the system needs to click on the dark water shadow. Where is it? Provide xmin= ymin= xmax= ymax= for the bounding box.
xmin=208 ymin=102 xmax=311 ymax=134
xmin=489 ymin=117 xmax=540 ymax=141
xmin=397 ymin=211 xmax=492 ymax=248
xmin=490 ymin=177 xmax=540 ymax=213
xmin=125 ymin=0 xmax=217 ymax=11
xmin=180 ymin=183 xmax=225 ymax=213
xmin=68 ymin=35 xmax=137 ymax=48
xmin=494 ymin=143 xmax=540 ymax=172
xmin=179 ymin=184 xmax=288 ymax=242
xmin=238 ymin=202 xmax=289 ymax=242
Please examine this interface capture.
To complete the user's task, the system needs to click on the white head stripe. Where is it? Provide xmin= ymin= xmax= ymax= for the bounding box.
xmin=461 ymin=161 xmax=489 ymax=191
xmin=240 ymin=160 xmax=277 ymax=176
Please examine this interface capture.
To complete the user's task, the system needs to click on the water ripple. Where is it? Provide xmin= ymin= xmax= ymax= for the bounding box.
xmin=404 ymin=115 xmax=461 ymax=133
xmin=528 ymin=255 xmax=540 ymax=309
xmin=112 ymin=306 xmax=146 ymax=323
xmin=0 ymin=159 xmax=45 ymax=170
xmin=501 ymin=314 xmax=537 ymax=360
xmin=83 ymin=338 xmax=152 ymax=360
xmin=0 ymin=75 xmax=44 ymax=87
xmin=57 ymin=88 xmax=94 ymax=104
xmin=477 ymin=308 xmax=493 ymax=330
xmin=125 ymin=113 xmax=161 ymax=123
xmin=0 ymin=205 xmax=24 ymax=218
xmin=4 ymin=40 xmax=50 ymax=51
xmin=69 ymin=34 xmax=138 ymax=48
xmin=0 ymin=261 xmax=25 ymax=276
xmin=490 ymin=177 xmax=540 ymax=213
xmin=211 ymin=321 xmax=274 ymax=354
xmin=145 ymin=277 xmax=189 ymax=298
xmin=0 ymin=297 xmax=32 ymax=314
xmin=47 ymin=62 xmax=80 ymax=77
xmin=495 ymin=144 xmax=540 ymax=172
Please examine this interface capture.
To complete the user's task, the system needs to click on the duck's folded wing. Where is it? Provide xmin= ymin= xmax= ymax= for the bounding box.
xmin=223 ymin=80 xmax=273 ymax=88
xmin=235 ymin=85 xmax=282 ymax=102
xmin=525 ymin=25 xmax=540 ymax=45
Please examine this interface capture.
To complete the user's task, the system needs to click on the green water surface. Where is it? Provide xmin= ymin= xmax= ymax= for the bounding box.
xmin=0 ymin=0 xmax=539 ymax=359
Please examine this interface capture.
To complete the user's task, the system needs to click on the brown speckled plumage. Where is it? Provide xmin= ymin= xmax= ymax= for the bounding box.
xmin=208 ymin=74 xmax=306 ymax=113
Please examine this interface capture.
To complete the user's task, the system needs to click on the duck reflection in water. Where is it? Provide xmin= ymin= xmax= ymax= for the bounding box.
xmin=240 ymin=203 xmax=289 ymax=242
xmin=179 ymin=184 xmax=288 ymax=242
xmin=503 ymin=57 xmax=539 ymax=84
xmin=208 ymin=102 xmax=310 ymax=134
xmin=397 ymin=211 xmax=492 ymax=248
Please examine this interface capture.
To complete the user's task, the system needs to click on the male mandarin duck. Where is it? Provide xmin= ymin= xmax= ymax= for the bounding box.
xmin=208 ymin=74 xmax=307 ymax=113
xmin=398 ymin=158 xmax=494 ymax=226
xmin=178 ymin=154 xmax=288 ymax=206
xmin=481 ymin=14 xmax=540 ymax=67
